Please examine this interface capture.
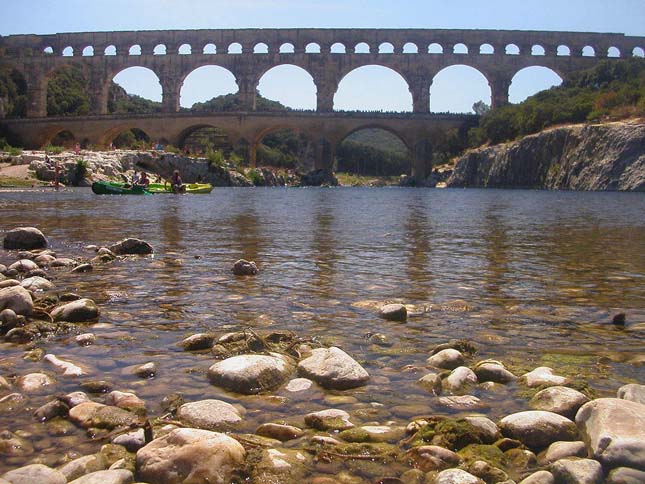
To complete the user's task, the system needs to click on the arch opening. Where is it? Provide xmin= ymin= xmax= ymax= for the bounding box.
xmin=178 ymin=126 xmax=232 ymax=157
xmin=180 ymin=65 xmax=238 ymax=110
xmin=305 ymin=42 xmax=321 ymax=53
xmin=428 ymin=43 xmax=443 ymax=54
xmin=112 ymin=128 xmax=151 ymax=149
xmin=257 ymin=65 xmax=316 ymax=110
xmin=154 ymin=44 xmax=166 ymax=55
xmin=179 ymin=43 xmax=191 ymax=55
xmin=43 ymin=46 xmax=54 ymax=55
xmin=505 ymin=44 xmax=520 ymax=55
xmin=254 ymin=43 xmax=269 ymax=54
xmin=62 ymin=46 xmax=74 ymax=57
xmin=608 ymin=47 xmax=620 ymax=58
xmin=112 ymin=67 xmax=162 ymax=108
xmin=129 ymin=45 xmax=141 ymax=56
xmin=354 ymin=42 xmax=370 ymax=54
xmin=403 ymin=42 xmax=418 ymax=54
xmin=633 ymin=47 xmax=645 ymax=57
xmin=379 ymin=42 xmax=394 ymax=54
xmin=453 ymin=43 xmax=468 ymax=54
xmin=82 ymin=46 xmax=94 ymax=56
xmin=532 ymin=45 xmax=545 ymax=56
xmin=331 ymin=42 xmax=346 ymax=54
xmin=582 ymin=46 xmax=596 ymax=57
xmin=47 ymin=65 xmax=90 ymax=116
xmin=430 ymin=65 xmax=491 ymax=114
xmin=50 ymin=130 xmax=75 ymax=148
xmin=335 ymin=65 xmax=412 ymax=112
xmin=279 ymin=43 xmax=294 ymax=53
xmin=256 ymin=128 xmax=311 ymax=171
xmin=104 ymin=45 xmax=116 ymax=56
xmin=557 ymin=45 xmax=570 ymax=56
xmin=203 ymin=43 xmax=216 ymax=54
xmin=480 ymin=43 xmax=494 ymax=54
xmin=336 ymin=127 xmax=411 ymax=177
xmin=228 ymin=42 xmax=243 ymax=54
xmin=509 ymin=66 xmax=563 ymax=104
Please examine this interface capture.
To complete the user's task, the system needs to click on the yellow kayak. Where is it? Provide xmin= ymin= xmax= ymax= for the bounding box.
xmin=147 ymin=183 xmax=213 ymax=194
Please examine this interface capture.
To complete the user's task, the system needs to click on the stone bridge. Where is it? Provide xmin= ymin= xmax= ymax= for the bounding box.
xmin=1 ymin=111 xmax=476 ymax=178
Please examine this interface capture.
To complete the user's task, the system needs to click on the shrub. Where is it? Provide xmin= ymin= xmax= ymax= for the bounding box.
xmin=43 ymin=145 xmax=65 ymax=154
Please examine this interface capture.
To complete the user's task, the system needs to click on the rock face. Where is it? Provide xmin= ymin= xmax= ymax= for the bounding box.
xmin=575 ymin=398 xmax=645 ymax=470
xmin=208 ymin=354 xmax=292 ymax=394
xmin=3 ymin=227 xmax=48 ymax=250
xmin=136 ymin=428 xmax=246 ymax=484
xmin=297 ymin=346 xmax=369 ymax=390
xmin=447 ymin=121 xmax=645 ymax=191
xmin=300 ymin=168 xmax=339 ymax=187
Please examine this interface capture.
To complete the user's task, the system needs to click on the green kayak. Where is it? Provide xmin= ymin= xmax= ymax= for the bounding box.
xmin=91 ymin=181 xmax=151 ymax=195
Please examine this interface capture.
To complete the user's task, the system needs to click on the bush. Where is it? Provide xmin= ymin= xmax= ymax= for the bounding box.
xmin=43 ymin=145 xmax=65 ymax=154
xmin=73 ymin=159 xmax=88 ymax=185
xmin=207 ymin=149 xmax=225 ymax=167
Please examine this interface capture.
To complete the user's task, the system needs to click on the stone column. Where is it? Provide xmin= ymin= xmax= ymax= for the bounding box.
xmin=314 ymin=137 xmax=335 ymax=170
xmin=409 ymin=79 xmax=431 ymax=113
xmin=24 ymin=69 xmax=47 ymax=118
xmin=412 ymin=138 xmax=433 ymax=183
xmin=237 ymin=75 xmax=257 ymax=111
xmin=89 ymin=69 xmax=109 ymax=115
xmin=315 ymin=79 xmax=336 ymax=112
xmin=489 ymin=75 xmax=512 ymax=109
xmin=160 ymin=75 xmax=181 ymax=113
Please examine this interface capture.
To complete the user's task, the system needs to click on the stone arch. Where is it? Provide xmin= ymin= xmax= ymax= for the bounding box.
xmin=254 ymin=43 xmax=269 ymax=54
xmin=305 ymin=42 xmax=321 ymax=53
xmin=62 ymin=46 xmax=74 ymax=57
xmin=101 ymin=125 xmax=152 ymax=148
xmin=607 ymin=46 xmax=621 ymax=58
xmin=379 ymin=42 xmax=394 ymax=54
xmin=82 ymin=46 xmax=94 ymax=56
xmin=480 ymin=43 xmax=494 ymax=54
xmin=428 ymin=43 xmax=443 ymax=54
xmin=179 ymin=43 xmax=191 ymax=55
xmin=336 ymin=125 xmax=412 ymax=176
xmin=430 ymin=64 xmax=491 ymax=113
xmin=180 ymin=65 xmax=238 ymax=109
xmin=557 ymin=45 xmax=570 ymax=56
xmin=203 ymin=43 xmax=216 ymax=54
xmin=111 ymin=127 xmax=151 ymax=149
xmin=111 ymin=66 xmax=163 ymax=103
xmin=403 ymin=42 xmax=418 ymax=54
xmin=453 ymin=43 xmax=468 ymax=54
xmin=335 ymin=65 xmax=413 ymax=112
xmin=257 ymin=64 xmax=316 ymax=110
xmin=582 ymin=45 xmax=596 ymax=57
xmin=104 ymin=45 xmax=117 ymax=56
xmin=505 ymin=44 xmax=520 ymax=55
xmin=509 ymin=66 xmax=563 ymax=103
xmin=531 ymin=45 xmax=545 ymax=56
xmin=633 ymin=47 xmax=645 ymax=57
xmin=228 ymin=42 xmax=243 ymax=54
xmin=43 ymin=46 xmax=54 ymax=55
xmin=154 ymin=44 xmax=167 ymax=55
xmin=331 ymin=42 xmax=346 ymax=53
xmin=129 ymin=44 xmax=142 ymax=55
xmin=176 ymin=124 xmax=233 ymax=151
xmin=354 ymin=42 xmax=370 ymax=54
xmin=252 ymin=125 xmax=312 ymax=170
xmin=49 ymin=129 xmax=76 ymax=147
xmin=279 ymin=43 xmax=295 ymax=53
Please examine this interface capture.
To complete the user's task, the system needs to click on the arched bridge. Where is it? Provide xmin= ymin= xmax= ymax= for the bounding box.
xmin=0 ymin=28 xmax=643 ymax=179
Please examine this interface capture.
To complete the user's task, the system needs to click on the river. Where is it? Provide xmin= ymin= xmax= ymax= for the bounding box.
xmin=0 ymin=187 xmax=644 ymax=477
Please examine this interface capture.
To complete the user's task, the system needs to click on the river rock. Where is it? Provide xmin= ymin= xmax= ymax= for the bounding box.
xmin=68 ymin=401 xmax=139 ymax=429
xmin=0 ymin=285 xmax=33 ymax=315
xmin=443 ymin=366 xmax=478 ymax=393
xmin=68 ymin=469 xmax=134 ymax=484
xmin=34 ymin=254 xmax=56 ymax=266
xmin=251 ymin=448 xmax=310 ymax=484
xmin=0 ymin=431 xmax=33 ymax=456
xmin=44 ymin=354 xmax=85 ymax=376
xmin=61 ymin=391 xmax=91 ymax=407
xmin=108 ymin=238 xmax=153 ymax=255
xmin=0 ymin=393 xmax=27 ymax=412
xmin=550 ymin=458 xmax=603 ymax=484
xmin=51 ymin=298 xmax=99 ymax=322
xmin=256 ymin=423 xmax=303 ymax=441
xmin=3 ymin=227 xmax=48 ymax=250
xmin=521 ymin=367 xmax=569 ymax=388
xmin=208 ymin=353 xmax=293 ymax=394
xmin=406 ymin=445 xmax=462 ymax=472
xmin=112 ymin=428 xmax=145 ymax=451
xmin=0 ymin=308 xmax=18 ymax=330
xmin=16 ymin=372 xmax=56 ymax=393
xmin=617 ymin=383 xmax=645 ymax=404
xmin=58 ymin=454 xmax=106 ymax=481
xmin=0 ymin=279 xmax=20 ymax=289
xmin=297 ymin=346 xmax=369 ymax=390
xmin=33 ymin=399 xmax=69 ymax=421
xmin=284 ymin=377 xmax=314 ymax=393
xmin=177 ymin=399 xmax=242 ymax=430
xmin=435 ymin=395 xmax=486 ymax=411
xmin=179 ymin=332 xmax=215 ymax=351
xmin=418 ymin=372 xmax=443 ymax=395
xmin=575 ymin=398 xmax=645 ymax=470
xmin=105 ymin=391 xmax=145 ymax=413
xmin=20 ymin=276 xmax=54 ymax=292
xmin=427 ymin=348 xmax=465 ymax=370
xmin=136 ymin=428 xmax=246 ymax=484
xmin=518 ymin=470 xmax=555 ymax=484
xmin=231 ymin=259 xmax=258 ymax=275
xmin=8 ymin=259 xmax=39 ymax=273
xmin=50 ymin=257 xmax=76 ymax=268
xmin=499 ymin=411 xmax=577 ymax=450
xmin=304 ymin=408 xmax=354 ymax=431
xmin=75 ymin=333 xmax=96 ymax=345
xmin=530 ymin=386 xmax=589 ymax=419
xmin=463 ymin=416 xmax=500 ymax=442
xmin=541 ymin=441 xmax=587 ymax=464
xmin=379 ymin=303 xmax=407 ymax=321
xmin=0 ymin=464 xmax=66 ymax=484
xmin=474 ymin=360 xmax=517 ymax=383
xmin=71 ymin=263 xmax=93 ymax=273
xmin=432 ymin=468 xmax=484 ymax=484
xmin=606 ymin=467 xmax=645 ymax=484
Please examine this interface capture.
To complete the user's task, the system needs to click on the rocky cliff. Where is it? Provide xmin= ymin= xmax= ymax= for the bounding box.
xmin=446 ymin=121 xmax=645 ymax=191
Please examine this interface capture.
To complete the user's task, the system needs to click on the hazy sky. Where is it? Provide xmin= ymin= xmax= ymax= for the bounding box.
xmin=2 ymin=0 xmax=644 ymax=112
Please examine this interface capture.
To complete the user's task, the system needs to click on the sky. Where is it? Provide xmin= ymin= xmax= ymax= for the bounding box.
xmin=1 ymin=0 xmax=644 ymax=113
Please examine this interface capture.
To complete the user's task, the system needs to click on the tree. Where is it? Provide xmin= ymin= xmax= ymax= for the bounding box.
xmin=472 ymin=100 xmax=490 ymax=116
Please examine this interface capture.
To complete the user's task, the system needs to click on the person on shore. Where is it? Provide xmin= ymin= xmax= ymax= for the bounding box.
xmin=54 ymin=161 xmax=61 ymax=190
xmin=74 ymin=142 xmax=80 ymax=155
xmin=170 ymin=170 xmax=183 ymax=193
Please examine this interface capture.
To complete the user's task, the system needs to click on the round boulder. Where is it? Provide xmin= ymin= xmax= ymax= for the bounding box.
xmin=136 ymin=428 xmax=245 ymax=484
xmin=231 ymin=259 xmax=258 ymax=276
xmin=20 ymin=276 xmax=54 ymax=292
xmin=427 ymin=348 xmax=464 ymax=370
xmin=177 ymin=399 xmax=242 ymax=430
xmin=9 ymin=259 xmax=39 ymax=273
xmin=108 ymin=238 xmax=153 ymax=255
xmin=617 ymin=383 xmax=645 ymax=404
xmin=379 ymin=303 xmax=407 ymax=322
xmin=530 ymin=386 xmax=589 ymax=419
xmin=521 ymin=367 xmax=569 ymax=388
xmin=3 ymin=227 xmax=48 ymax=250
xmin=51 ymin=298 xmax=99 ymax=322
xmin=443 ymin=366 xmax=478 ymax=393
xmin=0 ymin=464 xmax=65 ymax=484
xmin=432 ymin=468 xmax=484 ymax=484
xmin=499 ymin=411 xmax=577 ymax=450
xmin=208 ymin=354 xmax=292 ymax=394
xmin=550 ymin=458 xmax=603 ymax=484
xmin=297 ymin=346 xmax=369 ymax=390
xmin=0 ymin=285 xmax=33 ymax=315
xmin=474 ymin=360 xmax=517 ymax=384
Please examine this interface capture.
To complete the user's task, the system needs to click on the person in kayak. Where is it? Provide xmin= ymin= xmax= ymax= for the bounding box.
xmin=170 ymin=170 xmax=184 ymax=193
xmin=136 ymin=171 xmax=150 ymax=188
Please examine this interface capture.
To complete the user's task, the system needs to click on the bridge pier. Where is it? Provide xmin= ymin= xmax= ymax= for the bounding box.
xmin=412 ymin=138 xmax=434 ymax=183
xmin=314 ymin=137 xmax=335 ymax=171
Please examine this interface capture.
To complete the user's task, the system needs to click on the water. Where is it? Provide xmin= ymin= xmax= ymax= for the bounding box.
xmin=1 ymin=187 xmax=644 ymax=476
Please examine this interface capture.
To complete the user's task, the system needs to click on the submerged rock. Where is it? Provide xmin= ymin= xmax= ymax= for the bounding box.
xmin=3 ymin=227 xmax=48 ymax=250
xmin=231 ymin=259 xmax=259 ymax=276
xmin=379 ymin=303 xmax=407 ymax=322
xmin=405 ymin=445 xmax=462 ymax=472
xmin=521 ymin=367 xmax=569 ymax=388
xmin=304 ymin=408 xmax=354 ymax=431
xmin=51 ymin=298 xmax=99 ymax=322
xmin=108 ymin=238 xmax=153 ymax=255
